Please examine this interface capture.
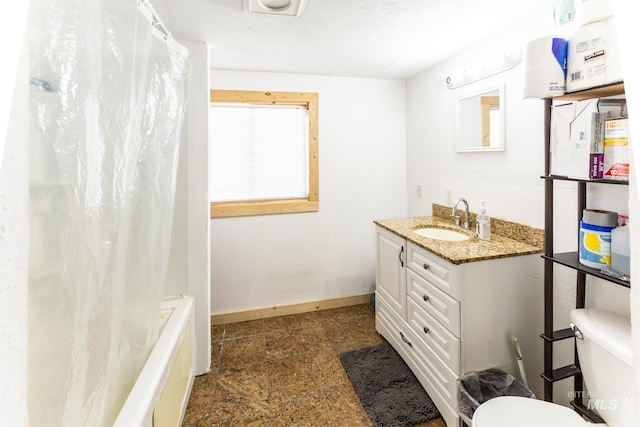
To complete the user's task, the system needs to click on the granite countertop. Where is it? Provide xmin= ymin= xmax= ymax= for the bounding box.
xmin=375 ymin=205 xmax=544 ymax=265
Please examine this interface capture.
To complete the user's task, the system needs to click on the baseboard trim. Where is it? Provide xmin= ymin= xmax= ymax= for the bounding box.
xmin=211 ymin=293 xmax=375 ymax=325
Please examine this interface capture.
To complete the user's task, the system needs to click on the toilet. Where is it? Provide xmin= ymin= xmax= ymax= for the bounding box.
xmin=472 ymin=308 xmax=632 ymax=427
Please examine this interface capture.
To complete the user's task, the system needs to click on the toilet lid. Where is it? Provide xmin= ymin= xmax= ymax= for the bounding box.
xmin=472 ymin=396 xmax=588 ymax=427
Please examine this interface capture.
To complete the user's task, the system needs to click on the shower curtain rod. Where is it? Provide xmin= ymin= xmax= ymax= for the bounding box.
xmin=137 ymin=0 xmax=171 ymax=41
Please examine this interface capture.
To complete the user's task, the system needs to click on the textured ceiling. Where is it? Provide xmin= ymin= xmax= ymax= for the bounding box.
xmin=154 ymin=0 xmax=545 ymax=79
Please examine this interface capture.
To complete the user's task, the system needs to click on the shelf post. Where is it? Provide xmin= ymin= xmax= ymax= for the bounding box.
xmin=543 ymin=98 xmax=554 ymax=401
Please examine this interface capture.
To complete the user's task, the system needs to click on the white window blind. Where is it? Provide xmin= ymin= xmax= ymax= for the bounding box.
xmin=209 ymin=104 xmax=309 ymax=203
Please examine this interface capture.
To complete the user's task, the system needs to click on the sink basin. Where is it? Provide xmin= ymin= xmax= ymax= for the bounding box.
xmin=413 ymin=227 xmax=470 ymax=241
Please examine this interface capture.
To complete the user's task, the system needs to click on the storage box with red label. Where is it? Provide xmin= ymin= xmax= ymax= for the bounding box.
xmin=603 ymin=118 xmax=629 ymax=181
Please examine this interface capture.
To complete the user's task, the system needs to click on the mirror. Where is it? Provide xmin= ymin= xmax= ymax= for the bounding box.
xmin=456 ymin=85 xmax=505 ymax=152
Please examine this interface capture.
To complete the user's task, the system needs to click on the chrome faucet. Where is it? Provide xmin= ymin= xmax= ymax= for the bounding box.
xmin=451 ymin=198 xmax=471 ymax=230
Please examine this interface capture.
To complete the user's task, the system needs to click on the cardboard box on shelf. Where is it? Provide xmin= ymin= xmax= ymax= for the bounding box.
xmin=566 ymin=16 xmax=622 ymax=93
xmin=550 ymin=99 xmax=606 ymax=180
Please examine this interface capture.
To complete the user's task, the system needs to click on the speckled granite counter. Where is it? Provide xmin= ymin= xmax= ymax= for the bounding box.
xmin=374 ymin=204 xmax=543 ymax=265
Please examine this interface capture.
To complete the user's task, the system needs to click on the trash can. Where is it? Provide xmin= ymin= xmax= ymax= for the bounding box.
xmin=457 ymin=367 xmax=535 ymax=425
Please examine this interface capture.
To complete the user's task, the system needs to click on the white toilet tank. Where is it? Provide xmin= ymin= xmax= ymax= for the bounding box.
xmin=570 ymin=308 xmax=632 ymax=427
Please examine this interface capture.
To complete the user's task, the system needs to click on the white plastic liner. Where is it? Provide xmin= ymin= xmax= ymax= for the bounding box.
xmin=27 ymin=0 xmax=190 ymax=425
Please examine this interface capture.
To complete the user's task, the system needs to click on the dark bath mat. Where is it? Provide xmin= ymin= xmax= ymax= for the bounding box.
xmin=340 ymin=341 xmax=441 ymax=427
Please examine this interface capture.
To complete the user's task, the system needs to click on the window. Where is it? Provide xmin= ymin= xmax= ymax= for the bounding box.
xmin=209 ymin=90 xmax=319 ymax=218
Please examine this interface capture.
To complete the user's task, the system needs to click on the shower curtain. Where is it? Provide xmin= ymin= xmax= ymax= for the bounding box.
xmin=27 ymin=0 xmax=189 ymax=425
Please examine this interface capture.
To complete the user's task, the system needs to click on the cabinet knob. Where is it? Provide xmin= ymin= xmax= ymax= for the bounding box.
xmin=423 ymin=263 xmax=429 ymax=270
xmin=423 ymin=294 xmax=429 ymax=302
xmin=423 ymin=327 xmax=430 ymax=334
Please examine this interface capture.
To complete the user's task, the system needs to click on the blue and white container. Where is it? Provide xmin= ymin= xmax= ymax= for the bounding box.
xmin=579 ymin=209 xmax=617 ymax=268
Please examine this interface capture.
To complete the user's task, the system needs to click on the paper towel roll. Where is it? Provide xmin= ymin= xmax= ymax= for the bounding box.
xmin=523 ymin=36 xmax=568 ymax=99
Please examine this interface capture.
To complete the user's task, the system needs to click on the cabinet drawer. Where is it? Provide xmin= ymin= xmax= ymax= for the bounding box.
xmin=376 ymin=299 xmax=459 ymax=427
xmin=375 ymin=294 xmax=416 ymax=358
xmin=407 ymin=325 xmax=459 ymax=423
xmin=407 ymin=242 xmax=460 ymax=299
xmin=407 ymin=269 xmax=461 ymax=337
xmin=407 ymin=296 xmax=461 ymax=374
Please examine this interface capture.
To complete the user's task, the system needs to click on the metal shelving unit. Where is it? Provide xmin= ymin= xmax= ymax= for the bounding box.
xmin=541 ymin=82 xmax=628 ymax=424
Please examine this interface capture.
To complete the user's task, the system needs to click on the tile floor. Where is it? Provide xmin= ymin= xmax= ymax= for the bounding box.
xmin=183 ymin=303 xmax=447 ymax=426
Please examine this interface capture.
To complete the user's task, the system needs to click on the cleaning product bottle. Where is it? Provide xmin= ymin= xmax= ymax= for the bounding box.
xmin=477 ymin=200 xmax=491 ymax=241
xmin=611 ymin=219 xmax=630 ymax=276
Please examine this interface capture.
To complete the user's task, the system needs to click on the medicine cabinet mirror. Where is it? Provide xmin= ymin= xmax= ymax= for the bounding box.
xmin=456 ymin=84 xmax=505 ymax=152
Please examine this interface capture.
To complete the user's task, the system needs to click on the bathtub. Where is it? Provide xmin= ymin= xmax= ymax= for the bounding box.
xmin=114 ymin=295 xmax=195 ymax=427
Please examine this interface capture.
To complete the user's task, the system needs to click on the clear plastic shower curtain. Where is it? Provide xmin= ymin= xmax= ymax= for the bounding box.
xmin=27 ymin=0 xmax=189 ymax=425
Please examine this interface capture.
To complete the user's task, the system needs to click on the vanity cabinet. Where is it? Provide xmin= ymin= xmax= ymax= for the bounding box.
xmin=375 ymin=225 xmax=543 ymax=427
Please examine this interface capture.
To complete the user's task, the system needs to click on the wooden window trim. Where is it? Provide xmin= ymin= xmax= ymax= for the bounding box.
xmin=480 ymin=95 xmax=499 ymax=147
xmin=209 ymin=90 xmax=319 ymax=218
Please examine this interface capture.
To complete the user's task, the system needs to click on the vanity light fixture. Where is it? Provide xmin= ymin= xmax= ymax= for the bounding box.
xmin=243 ymin=0 xmax=307 ymax=16
xmin=446 ymin=49 xmax=522 ymax=89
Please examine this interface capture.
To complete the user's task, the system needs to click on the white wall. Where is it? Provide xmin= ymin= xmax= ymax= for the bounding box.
xmin=209 ymin=70 xmax=407 ymax=314
xmin=406 ymin=11 xmax=552 ymax=225
xmin=406 ymin=10 xmax=630 ymax=406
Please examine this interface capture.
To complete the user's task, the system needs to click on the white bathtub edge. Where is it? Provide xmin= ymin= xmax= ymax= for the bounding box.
xmin=113 ymin=295 xmax=195 ymax=427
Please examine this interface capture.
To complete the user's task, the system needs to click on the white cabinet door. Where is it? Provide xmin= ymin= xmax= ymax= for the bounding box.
xmin=375 ymin=226 xmax=407 ymax=319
